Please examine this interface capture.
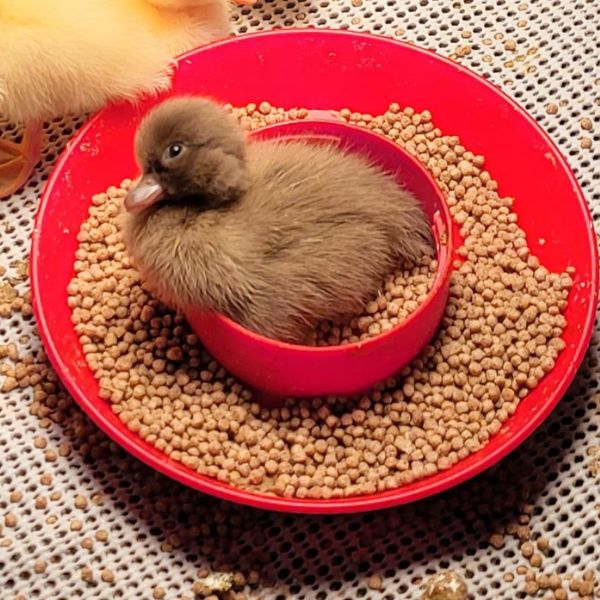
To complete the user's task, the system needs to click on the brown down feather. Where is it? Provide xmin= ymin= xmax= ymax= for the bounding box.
xmin=122 ymin=97 xmax=432 ymax=343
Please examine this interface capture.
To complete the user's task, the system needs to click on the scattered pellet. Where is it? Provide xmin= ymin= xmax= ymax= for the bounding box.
xmin=455 ymin=45 xmax=472 ymax=57
xmin=91 ymin=493 xmax=104 ymax=506
xmin=538 ymin=574 xmax=551 ymax=589
xmin=4 ymin=513 xmax=17 ymax=527
xmin=59 ymin=442 xmax=72 ymax=457
xmin=153 ymin=586 xmax=166 ymax=599
xmin=580 ymin=118 xmax=592 ymax=131
xmin=421 ymin=571 xmax=468 ymax=600
xmin=34 ymin=496 xmax=47 ymax=510
xmin=525 ymin=570 xmax=536 ymax=582
xmin=368 ymin=573 xmax=383 ymax=590
xmin=545 ymin=103 xmax=559 ymax=115
xmin=39 ymin=474 xmax=53 ymax=486
xmin=530 ymin=553 xmax=543 ymax=568
xmin=9 ymin=491 xmax=23 ymax=503
xmin=2 ymin=376 xmax=18 ymax=392
xmin=548 ymin=574 xmax=562 ymax=590
xmin=74 ymin=495 xmax=88 ymax=510
xmin=521 ymin=541 xmax=535 ymax=558
xmin=578 ymin=580 xmax=595 ymax=596
xmin=517 ymin=525 xmax=532 ymax=541
xmin=33 ymin=560 xmax=47 ymax=574
xmin=81 ymin=538 xmax=94 ymax=551
xmin=44 ymin=449 xmax=57 ymax=462
xmin=81 ymin=567 xmax=94 ymax=583
xmin=101 ymin=568 xmax=115 ymax=583
xmin=70 ymin=519 xmax=83 ymax=532
xmin=95 ymin=529 xmax=109 ymax=542
xmin=193 ymin=581 xmax=211 ymax=596
xmin=536 ymin=537 xmax=550 ymax=552
xmin=524 ymin=580 xmax=539 ymax=595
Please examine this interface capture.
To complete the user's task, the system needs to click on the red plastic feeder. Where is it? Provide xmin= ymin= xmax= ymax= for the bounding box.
xmin=31 ymin=30 xmax=598 ymax=513
xmin=185 ymin=118 xmax=452 ymax=399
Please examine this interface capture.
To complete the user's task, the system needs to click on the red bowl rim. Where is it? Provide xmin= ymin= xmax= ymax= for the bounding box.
xmin=191 ymin=117 xmax=454 ymax=355
xmin=30 ymin=29 xmax=599 ymax=514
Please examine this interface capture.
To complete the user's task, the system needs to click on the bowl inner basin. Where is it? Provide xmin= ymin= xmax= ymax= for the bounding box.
xmin=194 ymin=118 xmax=452 ymax=342
xmin=184 ymin=118 xmax=453 ymax=399
xmin=31 ymin=30 xmax=598 ymax=514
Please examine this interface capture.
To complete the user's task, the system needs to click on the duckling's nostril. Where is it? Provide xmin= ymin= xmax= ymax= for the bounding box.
xmin=151 ymin=159 xmax=166 ymax=174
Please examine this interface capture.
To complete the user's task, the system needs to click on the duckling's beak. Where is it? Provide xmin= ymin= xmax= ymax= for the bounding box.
xmin=125 ymin=175 xmax=165 ymax=214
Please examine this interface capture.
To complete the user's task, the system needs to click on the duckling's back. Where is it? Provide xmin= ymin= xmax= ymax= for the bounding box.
xmin=219 ymin=139 xmax=432 ymax=342
xmin=244 ymin=140 xmax=430 ymax=259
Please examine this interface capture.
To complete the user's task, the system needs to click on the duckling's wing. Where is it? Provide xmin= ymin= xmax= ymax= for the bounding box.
xmin=244 ymin=139 xmax=432 ymax=262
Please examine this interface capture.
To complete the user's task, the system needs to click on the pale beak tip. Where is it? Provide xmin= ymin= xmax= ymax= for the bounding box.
xmin=124 ymin=175 xmax=165 ymax=214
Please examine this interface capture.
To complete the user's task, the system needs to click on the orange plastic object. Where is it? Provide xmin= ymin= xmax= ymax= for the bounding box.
xmin=31 ymin=30 xmax=598 ymax=513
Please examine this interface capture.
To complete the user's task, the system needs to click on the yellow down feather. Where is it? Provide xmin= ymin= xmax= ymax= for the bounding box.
xmin=0 ymin=0 xmax=231 ymax=122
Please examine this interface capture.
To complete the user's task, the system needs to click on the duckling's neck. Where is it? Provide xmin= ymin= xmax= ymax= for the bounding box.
xmin=172 ymin=186 xmax=246 ymax=214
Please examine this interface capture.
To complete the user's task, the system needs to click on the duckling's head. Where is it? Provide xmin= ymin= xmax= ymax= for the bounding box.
xmin=125 ymin=97 xmax=247 ymax=214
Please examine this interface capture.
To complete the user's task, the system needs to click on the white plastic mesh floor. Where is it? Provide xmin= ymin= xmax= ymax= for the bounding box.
xmin=1 ymin=1 xmax=599 ymax=599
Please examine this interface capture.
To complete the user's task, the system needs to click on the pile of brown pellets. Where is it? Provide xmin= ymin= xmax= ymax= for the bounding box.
xmin=66 ymin=101 xmax=573 ymax=499
xmin=305 ymin=254 xmax=436 ymax=346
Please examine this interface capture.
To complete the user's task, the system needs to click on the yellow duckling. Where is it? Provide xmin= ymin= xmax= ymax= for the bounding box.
xmin=0 ymin=0 xmax=251 ymax=198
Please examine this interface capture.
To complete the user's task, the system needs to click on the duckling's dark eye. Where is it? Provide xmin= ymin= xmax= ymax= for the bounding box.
xmin=163 ymin=143 xmax=184 ymax=162
xmin=168 ymin=144 xmax=182 ymax=158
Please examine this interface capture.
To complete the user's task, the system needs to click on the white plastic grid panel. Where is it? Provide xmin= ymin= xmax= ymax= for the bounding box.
xmin=1 ymin=1 xmax=599 ymax=599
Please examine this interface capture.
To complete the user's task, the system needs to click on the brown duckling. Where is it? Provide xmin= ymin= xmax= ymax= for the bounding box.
xmin=122 ymin=97 xmax=432 ymax=343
